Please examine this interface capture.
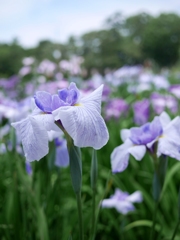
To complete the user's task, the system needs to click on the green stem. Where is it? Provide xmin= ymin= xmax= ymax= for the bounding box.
xmin=150 ymin=201 xmax=159 ymax=240
xmin=90 ymin=149 xmax=98 ymax=240
xmin=171 ymin=220 xmax=180 ymax=240
xmin=76 ymin=191 xmax=84 ymax=240
xmin=91 ymin=187 xmax=96 ymax=240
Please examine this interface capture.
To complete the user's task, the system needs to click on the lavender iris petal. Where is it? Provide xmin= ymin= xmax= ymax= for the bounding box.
xmin=130 ymin=118 xmax=163 ymax=145
xmin=58 ymin=82 xmax=80 ymax=106
xmin=34 ymin=91 xmax=53 ymax=113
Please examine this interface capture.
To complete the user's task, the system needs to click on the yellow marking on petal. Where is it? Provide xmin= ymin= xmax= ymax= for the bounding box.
xmin=159 ymin=134 xmax=165 ymax=138
xmin=74 ymin=103 xmax=83 ymax=106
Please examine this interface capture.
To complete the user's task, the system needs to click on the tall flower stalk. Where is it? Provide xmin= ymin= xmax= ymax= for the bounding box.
xmin=150 ymin=154 xmax=168 ymax=240
xmin=68 ymin=139 xmax=83 ymax=240
xmin=90 ymin=149 xmax=98 ymax=240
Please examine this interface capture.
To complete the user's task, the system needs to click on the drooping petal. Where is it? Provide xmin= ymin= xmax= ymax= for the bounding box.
xmin=11 ymin=116 xmax=49 ymax=161
xmin=80 ymin=84 xmax=104 ymax=113
xmin=52 ymin=105 xmax=109 ymax=149
xmin=128 ymin=145 xmax=146 ymax=161
xmin=34 ymin=91 xmax=52 ymax=112
xmin=111 ymin=140 xmax=132 ymax=173
xmin=126 ymin=191 xmax=143 ymax=203
xmin=121 ymin=129 xmax=131 ymax=142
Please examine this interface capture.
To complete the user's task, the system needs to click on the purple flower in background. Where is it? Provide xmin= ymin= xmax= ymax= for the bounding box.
xmin=25 ymin=162 xmax=33 ymax=175
xmin=22 ymin=57 xmax=35 ymax=66
xmin=37 ymin=59 xmax=57 ymax=77
xmin=151 ymin=93 xmax=178 ymax=114
xmin=169 ymin=84 xmax=180 ymax=98
xmin=0 ymin=75 xmax=20 ymax=90
xmin=19 ymin=66 xmax=31 ymax=76
xmin=54 ymin=138 xmax=69 ymax=167
xmin=111 ymin=117 xmax=162 ymax=173
xmin=147 ymin=112 xmax=180 ymax=160
xmin=152 ymin=75 xmax=170 ymax=90
xmin=105 ymin=98 xmax=129 ymax=120
xmin=101 ymin=189 xmax=143 ymax=214
xmin=133 ymin=99 xmax=150 ymax=125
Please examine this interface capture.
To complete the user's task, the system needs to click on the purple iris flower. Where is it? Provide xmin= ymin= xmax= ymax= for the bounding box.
xmin=111 ymin=117 xmax=162 ymax=173
xmin=111 ymin=111 xmax=180 ymax=173
xmin=133 ymin=99 xmax=150 ymax=125
xmin=169 ymin=84 xmax=180 ymax=99
xmin=101 ymin=189 xmax=143 ymax=215
xmin=54 ymin=138 xmax=69 ymax=167
xmin=105 ymin=98 xmax=129 ymax=120
xmin=25 ymin=162 xmax=33 ymax=175
xmin=151 ymin=93 xmax=178 ymax=114
xmin=12 ymin=82 xmax=109 ymax=162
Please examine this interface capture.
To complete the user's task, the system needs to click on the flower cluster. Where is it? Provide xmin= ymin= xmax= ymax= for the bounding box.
xmin=111 ymin=112 xmax=180 ymax=172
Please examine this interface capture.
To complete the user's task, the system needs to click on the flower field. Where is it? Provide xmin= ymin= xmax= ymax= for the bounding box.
xmin=1 ymin=57 xmax=180 ymax=240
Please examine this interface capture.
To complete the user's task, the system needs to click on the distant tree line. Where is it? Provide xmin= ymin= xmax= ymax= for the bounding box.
xmin=1 ymin=12 xmax=180 ymax=77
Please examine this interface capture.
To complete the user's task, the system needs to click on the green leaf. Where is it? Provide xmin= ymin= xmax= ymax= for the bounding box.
xmin=124 ymin=220 xmax=161 ymax=232
xmin=91 ymin=149 xmax=98 ymax=190
xmin=69 ymin=144 xmax=82 ymax=194
xmin=153 ymin=155 xmax=168 ymax=201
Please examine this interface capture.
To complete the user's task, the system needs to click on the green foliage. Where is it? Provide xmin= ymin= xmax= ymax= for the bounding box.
xmin=142 ymin=13 xmax=180 ymax=67
xmin=0 ymin=41 xmax=25 ymax=77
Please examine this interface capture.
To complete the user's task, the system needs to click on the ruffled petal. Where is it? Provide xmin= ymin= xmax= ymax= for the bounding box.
xmin=128 ymin=145 xmax=146 ymax=161
xmin=52 ymin=105 xmax=109 ymax=149
xmin=80 ymin=84 xmax=104 ymax=113
xmin=11 ymin=116 xmax=49 ymax=161
xmin=111 ymin=140 xmax=132 ymax=173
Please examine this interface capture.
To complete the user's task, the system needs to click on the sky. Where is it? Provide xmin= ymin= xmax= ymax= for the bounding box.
xmin=1 ymin=0 xmax=180 ymax=48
